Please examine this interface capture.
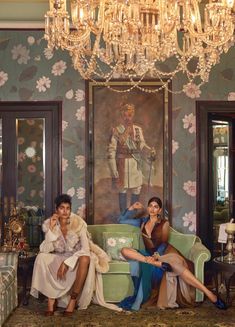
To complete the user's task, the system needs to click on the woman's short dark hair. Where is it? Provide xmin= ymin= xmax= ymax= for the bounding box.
xmin=147 ymin=197 xmax=162 ymax=208
xmin=54 ymin=194 xmax=72 ymax=209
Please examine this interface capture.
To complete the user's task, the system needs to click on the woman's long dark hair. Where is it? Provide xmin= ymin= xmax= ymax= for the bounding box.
xmin=147 ymin=197 xmax=162 ymax=208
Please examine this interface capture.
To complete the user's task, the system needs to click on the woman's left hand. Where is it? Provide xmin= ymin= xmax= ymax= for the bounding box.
xmin=57 ymin=262 xmax=68 ymax=280
xmin=145 ymin=256 xmax=156 ymax=264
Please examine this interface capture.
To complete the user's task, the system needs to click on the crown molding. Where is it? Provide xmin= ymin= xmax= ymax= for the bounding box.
xmin=0 ymin=0 xmax=49 ymax=28
xmin=0 ymin=21 xmax=45 ymax=29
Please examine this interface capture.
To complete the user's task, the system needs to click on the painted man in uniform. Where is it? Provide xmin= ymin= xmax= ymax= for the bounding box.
xmin=108 ymin=103 xmax=156 ymax=213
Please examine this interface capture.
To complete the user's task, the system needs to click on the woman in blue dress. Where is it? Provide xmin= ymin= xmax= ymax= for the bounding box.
xmin=118 ymin=196 xmax=226 ymax=310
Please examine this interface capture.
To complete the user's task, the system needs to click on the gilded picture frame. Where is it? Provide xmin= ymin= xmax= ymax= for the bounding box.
xmin=85 ymin=80 xmax=172 ymax=224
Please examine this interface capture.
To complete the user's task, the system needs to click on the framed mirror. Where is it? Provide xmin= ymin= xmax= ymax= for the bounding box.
xmin=85 ymin=80 xmax=172 ymax=224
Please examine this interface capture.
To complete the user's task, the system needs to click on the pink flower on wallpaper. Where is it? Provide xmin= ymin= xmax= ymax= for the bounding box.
xmin=27 ymin=36 xmax=35 ymax=45
xmin=62 ymin=158 xmax=68 ymax=172
xmin=39 ymin=190 xmax=44 ymax=198
xmin=182 ymin=113 xmax=196 ymax=134
xmin=27 ymin=119 xmax=35 ymax=125
xmin=67 ymin=187 xmax=75 ymax=197
xmin=36 ymin=76 xmax=51 ymax=92
xmin=11 ymin=44 xmax=30 ymax=64
xmin=183 ymin=83 xmax=201 ymax=99
xmin=44 ymin=47 xmax=54 ymax=60
xmin=75 ymin=89 xmax=85 ymax=101
xmin=77 ymin=204 xmax=86 ymax=218
xmin=182 ymin=211 xmax=196 ymax=232
xmin=0 ymin=71 xmax=8 ymax=87
xmin=76 ymin=106 xmax=85 ymax=121
xmin=75 ymin=155 xmax=85 ymax=169
xmin=18 ymin=151 xmax=26 ymax=162
xmin=51 ymin=60 xmax=67 ymax=76
xmin=76 ymin=187 xmax=86 ymax=199
xmin=18 ymin=137 xmax=25 ymax=145
xmin=65 ymin=89 xmax=74 ymax=99
xmin=228 ymin=92 xmax=235 ymax=101
xmin=62 ymin=120 xmax=68 ymax=132
xmin=17 ymin=186 xmax=25 ymax=194
xmin=183 ymin=180 xmax=196 ymax=197
xmin=30 ymin=189 xmax=36 ymax=197
xmin=27 ymin=164 xmax=36 ymax=173
xmin=172 ymin=140 xmax=179 ymax=154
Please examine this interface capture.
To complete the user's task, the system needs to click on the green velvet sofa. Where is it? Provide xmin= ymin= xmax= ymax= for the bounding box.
xmin=87 ymin=224 xmax=211 ymax=303
xmin=0 ymin=252 xmax=18 ymax=327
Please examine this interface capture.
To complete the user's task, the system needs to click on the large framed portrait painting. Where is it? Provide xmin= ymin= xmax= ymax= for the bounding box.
xmin=85 ymin=81 xmax=171 ymax=224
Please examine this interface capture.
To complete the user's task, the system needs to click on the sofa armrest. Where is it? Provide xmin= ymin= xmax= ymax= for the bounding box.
xmin=188 ymin=242 xmax=211 ymax=265
xmin=0 ymin=252 xmax=18 ymax=270
xmin=188 ymin=242 xmax=211 ymax=289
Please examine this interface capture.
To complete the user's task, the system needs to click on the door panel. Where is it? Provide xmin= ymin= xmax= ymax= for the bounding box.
xmin=0 ymin=102 xmax=62 ymax=247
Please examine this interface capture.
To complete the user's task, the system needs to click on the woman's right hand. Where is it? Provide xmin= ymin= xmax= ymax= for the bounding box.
xmin=50 ymin=213 xmax=59 ymax=230
xmin=128 ymin=202 xmax=144 ymax=211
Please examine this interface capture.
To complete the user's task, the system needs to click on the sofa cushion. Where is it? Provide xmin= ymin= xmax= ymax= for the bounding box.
xmin=87 ymin=224 xmax=144 ymax=250
xmin=103 ymin=233 xmax=133 ymax=261
xmin=169 ymin=229 xmax=197 ymax=258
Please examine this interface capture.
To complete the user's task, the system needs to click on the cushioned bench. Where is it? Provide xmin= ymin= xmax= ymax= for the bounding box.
xmin=0 ymin=252 xmax=18 ymax=326
xmin=87 ymin=224 xmax=211 ymax=303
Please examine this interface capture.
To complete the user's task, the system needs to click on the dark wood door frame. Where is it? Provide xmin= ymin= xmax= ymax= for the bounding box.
xmin=0 ymin=101 xmax=62 ymax=220
xmin=196 ymin=101 xmax=235 ymax=253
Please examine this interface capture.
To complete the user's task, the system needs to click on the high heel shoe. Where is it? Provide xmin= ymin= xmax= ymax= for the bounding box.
xmin=213 ymin=297 xmax=227 ymax=310
xmin=63 ymin=292 xmax=78 ymax=317
xmin=161 ymin=262 xmax=173 ymax=272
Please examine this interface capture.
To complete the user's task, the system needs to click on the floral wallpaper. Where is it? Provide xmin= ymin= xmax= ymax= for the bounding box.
xmin=17 ymin=118 xmax=44 ymax=209
xmin=0 ymin=30 xmax=235 ymax=233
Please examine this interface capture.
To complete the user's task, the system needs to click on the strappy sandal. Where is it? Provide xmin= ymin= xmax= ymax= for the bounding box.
xmin=45 ymin=299 xmax=57 ymax=316
xmin=63 ymin=292 xmax=78 ymax=317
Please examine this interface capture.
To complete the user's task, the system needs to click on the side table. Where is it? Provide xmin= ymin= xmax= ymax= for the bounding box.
xmin=212 ymin=256 xmax=235 ymax=306
xmin=18 ymin=252 xmax=37 ymax=305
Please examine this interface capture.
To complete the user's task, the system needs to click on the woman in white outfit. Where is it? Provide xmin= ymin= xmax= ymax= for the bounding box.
xmin=30 ymin=194 xmax=90 ymax=316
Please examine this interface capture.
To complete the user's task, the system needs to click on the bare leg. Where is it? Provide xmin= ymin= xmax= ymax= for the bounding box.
xmin=122 ymin=248 xmax=222 ymax=307
xmin=65 ymin=255 xmax=90 ymax=313
xmin=180 ymin=268 xmax=217 ymax=303
xmin=47 ymin=297 xmax=55 ymax=312
xmin=149 ymin=259 xmax=217 ymax=303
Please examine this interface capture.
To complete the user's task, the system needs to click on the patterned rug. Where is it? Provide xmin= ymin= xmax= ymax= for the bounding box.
xmin=4 ymin=296 xmax=235 ymax=327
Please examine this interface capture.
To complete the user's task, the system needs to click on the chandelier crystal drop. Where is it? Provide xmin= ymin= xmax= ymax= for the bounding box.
xmin=45 ymin=0 xmax=235 ymax=93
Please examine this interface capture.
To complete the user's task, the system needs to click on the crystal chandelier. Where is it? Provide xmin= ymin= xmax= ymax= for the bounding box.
xmin=45 ymin=0 xmax=235 ymax=93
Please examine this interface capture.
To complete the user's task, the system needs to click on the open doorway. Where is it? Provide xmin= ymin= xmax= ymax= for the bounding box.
xmin=196 ymin=101 xmax=235 ymax=257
